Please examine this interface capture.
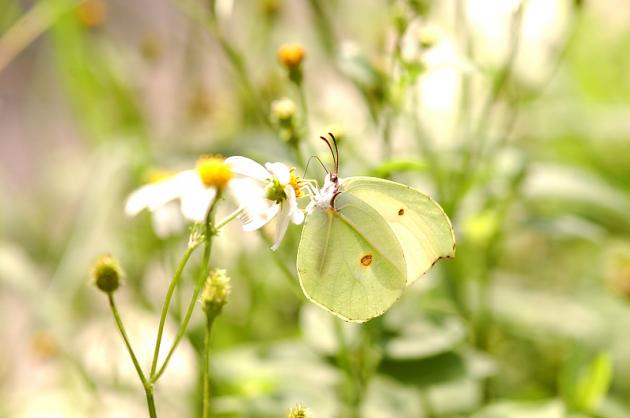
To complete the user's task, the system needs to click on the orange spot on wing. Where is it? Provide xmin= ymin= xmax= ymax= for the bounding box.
xmin=360 ymin=254 xmax=373 ymax=266
xmin=398 ymin=208 xmax=405 ymax=216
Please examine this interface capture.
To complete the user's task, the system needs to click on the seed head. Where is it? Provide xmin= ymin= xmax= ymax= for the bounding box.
xmin=201 ymin=269 xmax=231 ymax=316
xmin=91 ymin=254 xmax=123 ymax=293
xmin=287 ymin=404 xmax=311 ymax=418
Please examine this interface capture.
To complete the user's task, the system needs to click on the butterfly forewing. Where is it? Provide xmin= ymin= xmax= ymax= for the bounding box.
xmin=341 ymin=176 xmax=455 ymax=285
xmin=297 ymin=192 xmax=406 ymax=322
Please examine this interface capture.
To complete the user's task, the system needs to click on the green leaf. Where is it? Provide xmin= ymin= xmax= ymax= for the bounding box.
xmin=562 ymin=351 xmax=613 ymax=413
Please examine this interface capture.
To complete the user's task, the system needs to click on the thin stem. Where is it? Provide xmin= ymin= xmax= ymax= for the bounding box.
xmin=149 ymin=242 xmax=200 ymax=378
xmin=451 ymin=2 xmax=525 ymax=213
xmin=296 ymin=81 xmax=310 ymax=134
xmin=173 ymin=0 xmax=271 ymax=127
xmin=306 ymin=0 xmax=336 ymax=58
xmin=410 ymin=89 xmax=445 ymax=202
xmin=215 ymin=207 xmax=245 ymax=230
xmin=145 ymin=389 xmax=158 ymax=418
xmin=152 ymin=192 xmax=223 ymax=383
xmin=108 ymin=294 xmax=147 ymax=384
xmin=334 ymin=319 xmax=360 ymax=418
xmin=202 ymin=314 xmax=216 ymax=418
xmin=258 ymin=231 xmax=303 ymax=299
xmin=107 ymin=293 xmax=157 ymax=418
xmin=0 ymin=0 xmax=79 ymax=73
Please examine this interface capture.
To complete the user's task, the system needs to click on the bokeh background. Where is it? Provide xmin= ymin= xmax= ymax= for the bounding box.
xmin=2 ymin=0 xmax=630 ymax=417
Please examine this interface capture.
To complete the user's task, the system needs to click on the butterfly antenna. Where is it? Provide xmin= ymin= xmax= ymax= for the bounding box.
xmin=319 ymin=135 xmax=337 ymax=173
xmin=328 ymin=132 xmax=339 ymax=173
xmin=303 ymin=155 xmax=328 ymax=178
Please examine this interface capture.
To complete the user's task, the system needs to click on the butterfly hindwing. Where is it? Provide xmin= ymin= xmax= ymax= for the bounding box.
xmin=297 ymin=192 xmax=406 ymax=322
xmin=341 ymin=176 xmax=455 ymax=285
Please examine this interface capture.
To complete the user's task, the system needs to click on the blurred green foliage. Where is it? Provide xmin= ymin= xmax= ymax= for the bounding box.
xmin=1 ymin=0 xmax=630 ymax=417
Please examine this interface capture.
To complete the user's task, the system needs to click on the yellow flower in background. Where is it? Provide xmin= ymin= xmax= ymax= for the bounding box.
xmin=277 ymin=42 xmax=305 ymax=69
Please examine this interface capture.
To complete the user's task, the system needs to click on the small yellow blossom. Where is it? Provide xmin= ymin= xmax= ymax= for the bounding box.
xmin=277 ymin=43 xmax=305 ymax=68
xmin=196 ymin=156 xmax=233 ymax=189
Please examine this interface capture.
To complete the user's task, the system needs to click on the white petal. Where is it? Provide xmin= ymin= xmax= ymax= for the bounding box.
xmin=151 ymin=202 xmax=185 ymax=238
xmin=226 ymin=156 xmax=270 ymax=181
xmin=271 ymin=200 xmax=291 ymax=251
xmin=125 ymin=184 xmax=157 ymax=216
xmin=291 ymin=207 xmax=305 ymax=224
xmin=241 ymin=201 xmax=279 ymax=231
xmin=125 ymin=173 xmax=187 ymax=216
xmin=180 ymin=185 xmax=217 ymax=222
xmin=265 ymin=162 xmax=291 ymax=184
xmin=228 ymin=178 xmax=266 ymax=204
xmin=284 ymin=185 xmax=304 ymax=225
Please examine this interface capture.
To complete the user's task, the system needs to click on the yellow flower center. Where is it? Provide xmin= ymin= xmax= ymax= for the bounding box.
xmin=289 ymin=168 xmax=302 ymax=198
xmin=277 ymin=43 xmax=305 ymax=68
xmin=196 ymin=156 xmax=233 ymax=188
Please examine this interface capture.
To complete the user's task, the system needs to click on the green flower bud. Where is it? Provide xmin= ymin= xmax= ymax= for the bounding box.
xmin=271 ymin=97 xmax=296 ymax=123
xmin=91 ymin=255 xmax=123 ymax=293
xmin=287 ymin=404 xmax=311 ymax=418
xmin=201 ymin=269 xmax=231 ymax=316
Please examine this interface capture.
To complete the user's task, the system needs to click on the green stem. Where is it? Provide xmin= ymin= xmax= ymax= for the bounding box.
xmin=306 ymin=0 xmax=336 ymax=58
xmin=202 ymin=314 xmax=216 ymax=418
xmin=173 ymin=0 xmax=270 ymax=127
xmin=296 ymin=80 xmax=309 ymax=134
xmin=258 ymin=231 xmax=303 ymax=299
xmin=149 ymin=242 xmax=201 ymax=378
xmin=410 ymin=89 xmax=445 ymax=202
xmin=0 ymin=0 xmax=78 ymax=73
xmin=145 ymin=389 xmax=158 ymax=418
xmin=215 ymin=207 xmax=245 ymax=230
xmin=108 ymin=293 xmax=157 ymax=418
xmin=152 ymin=192 xmax=222 ymax=383
xmin=334 ymin=319 xmax=360 ymax=418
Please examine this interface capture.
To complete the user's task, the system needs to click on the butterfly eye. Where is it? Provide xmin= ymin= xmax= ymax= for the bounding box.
xmin=398 ymin=208 xmax=405 ymax=216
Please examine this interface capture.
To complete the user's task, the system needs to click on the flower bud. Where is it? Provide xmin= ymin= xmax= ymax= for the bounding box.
xmin=91 ymin=255 xmax=123 ymax=293
xmin=271 ymin=97 xmax=296 ymax=123
xmin=271 ymin=98 xmax=300 ymax=145
xmin=277 ymin=43 xmax=305 ymax=69
xmin=277 ymin=43 xmax=305 ymax=84
xmin=201 ymin=269 xmax=231 ymax=316
xmin=76 ymin=0 xmax=107 ymax=28
xmin=287 ymin=404 xmax=311 ymax=418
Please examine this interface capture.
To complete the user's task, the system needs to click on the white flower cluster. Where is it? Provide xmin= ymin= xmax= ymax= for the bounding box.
xmin=125 ymin=156 xmax=307 ymax=250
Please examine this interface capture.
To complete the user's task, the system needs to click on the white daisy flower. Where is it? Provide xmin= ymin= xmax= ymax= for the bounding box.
xmin=125 ymin=156 xmax=305 ymax=249
xmin=125 ymin=156 xmax=249 ymax=229
xmin=228 ymin=157 xmax=305 ymax=250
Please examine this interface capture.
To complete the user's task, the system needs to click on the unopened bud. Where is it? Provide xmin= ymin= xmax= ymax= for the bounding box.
xmin=278 ymin=43 xmax=305 ymax=84
xmin=201 ymin=269 xmax=231 ymax=316
xmin=287 ymin=404 xmax=311 ymax=418
xmin=277 ymin=43 xmax=305 ymax=69
xmin=271 ymin=97 xmax=296 ymax=122
xmin=91 ymin=255 xmax=122 ymax=293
